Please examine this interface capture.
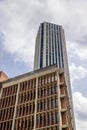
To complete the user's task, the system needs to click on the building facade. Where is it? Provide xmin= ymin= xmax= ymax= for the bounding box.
xmin=34 ymin=22 xmax=65 ymax=69
xmin=0 ymin=65 xmax=73 ymax=130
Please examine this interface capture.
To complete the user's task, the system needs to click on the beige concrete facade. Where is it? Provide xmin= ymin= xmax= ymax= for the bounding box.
xmin=0 ymin=65 xmax=74 ymax=130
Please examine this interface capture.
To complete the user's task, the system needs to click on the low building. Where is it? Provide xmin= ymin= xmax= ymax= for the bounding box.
xmin=0 ymin=65 xmax=73 ymax=130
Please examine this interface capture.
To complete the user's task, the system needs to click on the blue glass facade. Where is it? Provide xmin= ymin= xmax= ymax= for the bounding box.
xmin=40 ymin=23 xmax=44 ymax=68
xmin=34 ymin=22 xmax=65 ymax=69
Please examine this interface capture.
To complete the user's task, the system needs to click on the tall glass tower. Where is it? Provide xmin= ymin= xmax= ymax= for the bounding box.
xmin=34 ymin=22 xmax=66 ymax=69
xmin=34 ymin=22 xmax=76 ymax=130
xmin=34 ymin=22 xmax=70 ymax=90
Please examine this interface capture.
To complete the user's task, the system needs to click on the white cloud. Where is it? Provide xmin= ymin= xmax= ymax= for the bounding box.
xmin=69 ymin=63 xmax=87 ymax=84
xmin=67 ymin=41 xmax=87 ymax=61
xmin=0 ymin=0 xmax=37 ymax=67
xmin=0 ymin=0 xmax=87 ymax=68
xmin=73 ymin=92 xmax=87 ymax=130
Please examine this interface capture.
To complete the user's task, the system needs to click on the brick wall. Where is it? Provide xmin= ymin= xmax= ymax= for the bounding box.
xmin=0 ymin=71 xmax=8 ymax=82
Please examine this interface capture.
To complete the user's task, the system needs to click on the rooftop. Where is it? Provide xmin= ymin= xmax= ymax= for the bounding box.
xmin=2 ymin=64 xmax=64 ymax=84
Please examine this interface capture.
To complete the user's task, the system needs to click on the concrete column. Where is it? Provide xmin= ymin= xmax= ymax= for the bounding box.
xmin=0 ymin=87 xmax=3 ymax=98
xmin=12 ymin=83 xmax=20 ymax=130
xmin=56 ymin=71 xmax=62 ymax=130
xmin=34 ymin=77 xmax=38 ymax=130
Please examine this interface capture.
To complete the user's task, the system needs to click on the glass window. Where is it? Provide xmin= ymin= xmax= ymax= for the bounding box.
xmin=52 ymin=86 xmax=54 ymax=94
xmin=36 ymin=115 xmax=38 ymax=127
xmin=56 ymin=98 xmax=58 ymax=107
xmin=56 ymin=112 xmax=59 ymax=123
xmin=44 ymin=100 xmax=47 ymax=110
xmin=30 ymin=104 xmax=32 ymax=113
xmin=38 ymin=90 xmax=40 ymax=98
xmin=48 ymin=113 xmax=50 ymax=124
xmin=40 ymin=101 xmax=42 ymax=110
xmin=44 ymin=88 xmax=46 ymax=96
xmin=44 ymin=76 xmax=47 ymax=84
xmin=27 ymin=118 xmax=29 ymax=128
xmin=34 ymin=90 xmax=36 ymax=99
xmin=26 ymin=105 xmax=28 ymax=114
xmin=48 ymin=75 xmax=50 ymax=83
xmin=51 ymin=98 xmax=55 ymax=108
xmin=54 ymin=85 xmax=57 ymax=93
xmin=56 ymin=86 xmax=57 ymax=93
xmin=55 ymin=73 xmax=57 ymax=81
xmin=25 ymin=118 xmax=27 ymax=128
xmin=52 ymin=74 xmax=54 ymax=82
xmin=42 ymin=77 xmax=44 ymax=85
xmin=48 ymin=99 xmax=51 ymax=109
xmin=40 ymin=114 xmax=43 ymax=126
xmin=41 ymin=89 xmax=43 ymax=97
xmin=32 ymin=116 xmax=34 ymax=128
xmin=52 ymin=111 xmax=55 ymax=124
xmin=48 ymin=87 xmax=51 ymax=95
xmin=37 ymin=102 xmax=40 ymax=111
xmin=44 ymin=113 xmax=46 ymax=126
xmin=39 ymin=78 xmax=41 ymax=86
xmin=55 ymin=127 xmax=58 ymax=130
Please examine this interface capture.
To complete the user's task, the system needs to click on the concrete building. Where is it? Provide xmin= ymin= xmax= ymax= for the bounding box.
xmin=0 ymin=65 xmax=73 ymax=130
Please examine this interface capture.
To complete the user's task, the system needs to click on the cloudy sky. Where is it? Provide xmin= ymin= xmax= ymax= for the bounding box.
xmin=0 ymin=0 xmax=87 ymax=129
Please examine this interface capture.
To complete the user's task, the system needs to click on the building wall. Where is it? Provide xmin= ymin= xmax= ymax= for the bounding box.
xmin=0 ymin=71 xmax=8 ymax=82
xmin=0 ymin=66 xmax=73 ymax=130
xmin=0 ymin=71 xmax=8 ymax=95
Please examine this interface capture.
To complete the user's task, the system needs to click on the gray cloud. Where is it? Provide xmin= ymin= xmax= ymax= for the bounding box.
xmin=0 ymin=0 xmax=87 ymax=45
xmin=76 ymin=35 xmax=87 ymax=45
xmin=76 ymin=111 xmax=87 ymax=121
xmin=73 ymin=92 xmax=87 ymax=130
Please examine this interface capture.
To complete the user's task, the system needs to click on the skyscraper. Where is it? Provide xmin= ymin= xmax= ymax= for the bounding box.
xmin=34 ymin=22 xmax=66 ymax=69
